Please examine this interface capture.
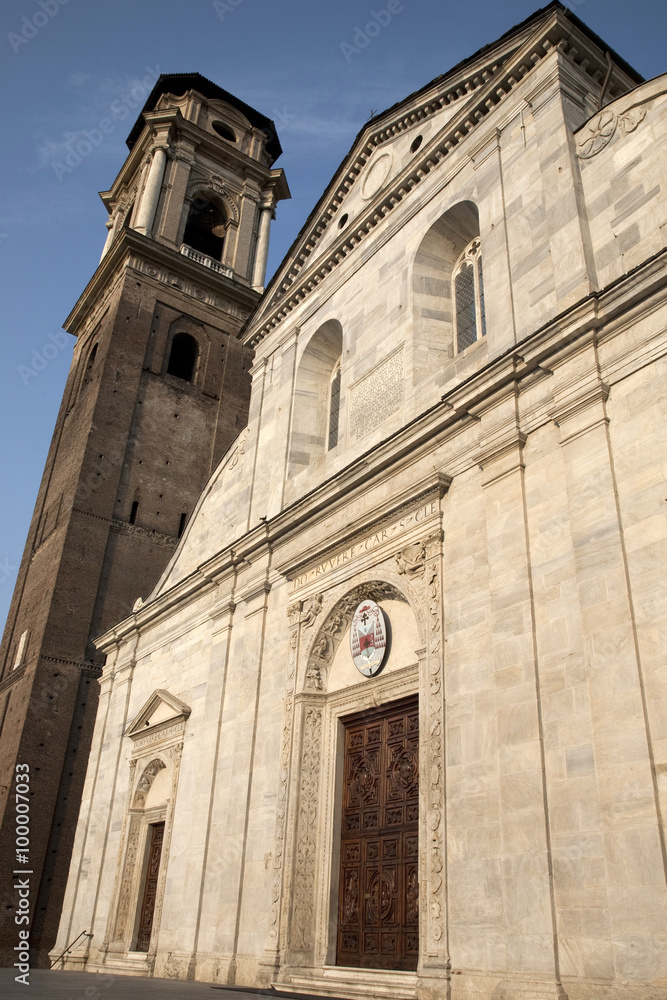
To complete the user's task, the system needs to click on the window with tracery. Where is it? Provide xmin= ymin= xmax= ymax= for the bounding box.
xmin=454 ymin=238 xmax=486 ymax=353
xmin=328 ymin=362 xmax=341 ymax=450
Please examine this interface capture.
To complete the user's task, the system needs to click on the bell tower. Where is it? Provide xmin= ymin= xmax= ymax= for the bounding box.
xmin=0 ymin=73 xmax=289 ymax=965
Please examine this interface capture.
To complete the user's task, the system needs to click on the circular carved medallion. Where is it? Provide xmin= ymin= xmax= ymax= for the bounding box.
xmin=350 ymin=600 xmax=388 ymax=677
xmin=361 ymin=152 xmax=392 ymax=200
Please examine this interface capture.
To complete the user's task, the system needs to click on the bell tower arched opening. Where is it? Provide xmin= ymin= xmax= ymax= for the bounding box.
xmin=182 ymin=196 xmax=227 ymax=262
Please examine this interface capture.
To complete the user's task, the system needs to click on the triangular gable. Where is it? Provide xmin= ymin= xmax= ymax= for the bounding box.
xmin=243 ymin=2 xmax=641 ymax=351
xmin=125 ymin=688 xmax=191 ymax=739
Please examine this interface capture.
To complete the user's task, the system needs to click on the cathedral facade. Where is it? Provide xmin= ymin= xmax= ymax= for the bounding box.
xmin=49 ymin=4 xmax=667 ymax=999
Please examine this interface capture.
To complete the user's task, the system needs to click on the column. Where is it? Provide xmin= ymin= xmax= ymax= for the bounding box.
xmin=252 ymin=203 xmax=273 ymax=289
xmin=159 ymin=145 xmax=196 ymax=247
xmin=99 ymin=216 xmax=115 ymax=261
xmin=134 ymin=145 xmax=168 ymax=237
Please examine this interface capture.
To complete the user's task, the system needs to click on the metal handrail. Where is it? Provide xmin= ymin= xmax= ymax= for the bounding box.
xmin=49 ymin=929 xmax=92 ymax=969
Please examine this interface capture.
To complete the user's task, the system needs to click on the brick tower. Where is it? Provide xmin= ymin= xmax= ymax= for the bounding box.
xmin=0 ymin=73 xmax=289 ymax=966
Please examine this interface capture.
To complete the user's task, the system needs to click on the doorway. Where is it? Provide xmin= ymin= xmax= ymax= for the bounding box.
xmin=136 ymin=821 xmax=165 ymax=952
xmin=336 ymin=696 xmax=419 ymax=970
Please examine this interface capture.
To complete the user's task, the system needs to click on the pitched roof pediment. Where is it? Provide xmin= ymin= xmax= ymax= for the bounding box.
xmin=125 ymin=689 xmax=191 ymax=739
xmin=243 ymin=2 xmax=641 ymax=350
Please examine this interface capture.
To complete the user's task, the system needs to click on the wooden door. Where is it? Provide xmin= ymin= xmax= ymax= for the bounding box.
xmin=337 ymin=696 xmax=419 ymax=970
xmin=136 ymin=821 xmax=164 ymax=952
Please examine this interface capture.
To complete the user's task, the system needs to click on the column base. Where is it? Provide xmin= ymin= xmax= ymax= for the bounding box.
xmin=449 ymin=972 xmax=567 ymax=1000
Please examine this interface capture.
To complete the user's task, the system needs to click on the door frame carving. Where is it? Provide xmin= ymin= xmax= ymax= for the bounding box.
xmin=101 ymin=694 xmax=189 ymax=971
xmin=269 ymin=562 xmax=443 ymax=988
xmin=261 ymin=484 xmax=449 ymax=996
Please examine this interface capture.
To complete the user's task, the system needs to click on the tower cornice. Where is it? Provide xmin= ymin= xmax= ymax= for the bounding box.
xmin=63 ymin=228 xmax=262 ymax=337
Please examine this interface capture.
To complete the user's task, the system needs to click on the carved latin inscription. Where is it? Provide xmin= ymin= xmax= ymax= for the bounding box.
xmin=349 ymin=349 xmax=404 ymax=441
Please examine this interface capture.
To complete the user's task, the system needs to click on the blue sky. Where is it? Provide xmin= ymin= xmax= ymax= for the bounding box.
xmin=1 ymin=0 xmax=665 ymax=636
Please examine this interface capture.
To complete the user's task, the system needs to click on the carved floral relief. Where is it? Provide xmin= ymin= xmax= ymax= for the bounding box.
xmin=577 ymin=106 xmax=646 ymax=158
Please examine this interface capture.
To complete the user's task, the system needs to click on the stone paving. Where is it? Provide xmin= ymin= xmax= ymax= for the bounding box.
xmin=0 ymin=969 xmax=335 ymax=1000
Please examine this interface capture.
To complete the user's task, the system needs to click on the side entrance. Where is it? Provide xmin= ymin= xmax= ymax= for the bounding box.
xmin=136 ymin=821 xmax=165 ymax=952
xmin=336 ymin=695 xmax=419 ymax=971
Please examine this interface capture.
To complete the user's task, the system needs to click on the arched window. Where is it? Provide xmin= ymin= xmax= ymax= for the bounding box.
xmin=289 ymin=320 xmax=343 ymax=477
xmin=328 ymin=362 xmax=341 ymax=450
xmin=412 ymin=200 xmax=482 ymax=382
xmin=182 ymin=196 xmax=226 ymax=261
xmin=86 ymin=343 xmax=98 ymax=371
xmin=454 ymin=238 xmax=486 ymax=353
xmin=167 ymin=333 xmax=198 ymax=383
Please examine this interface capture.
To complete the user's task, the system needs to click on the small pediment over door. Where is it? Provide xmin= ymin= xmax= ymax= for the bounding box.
xmin=125 ymin=689 xmax=191 ymax=741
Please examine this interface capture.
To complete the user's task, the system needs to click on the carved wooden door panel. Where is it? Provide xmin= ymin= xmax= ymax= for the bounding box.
xmin=136 ymin=821 xmax=164 ymax=952
xmin=337 ymin=696 xmax=419 ymax=970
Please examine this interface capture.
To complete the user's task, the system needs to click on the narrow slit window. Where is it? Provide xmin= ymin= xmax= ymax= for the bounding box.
xmin=130 ymin=500 xmax=139 ymax=525
xmin=13 ymin=630 xmax=29 ymax=670
xmin=328 ymin=363 xmax=341 ymax=451
xmin=178 ymin=512 xmax=187 ymax=538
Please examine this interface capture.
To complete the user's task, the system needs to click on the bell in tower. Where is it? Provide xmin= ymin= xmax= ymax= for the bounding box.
xmin=0 ymin=73 xmax=289 ymax=967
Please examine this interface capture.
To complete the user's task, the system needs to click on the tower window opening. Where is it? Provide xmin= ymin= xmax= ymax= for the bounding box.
xmin=178 ymin=512 xmax=188 ymax=538
xmin=129 ymin=500 xmax=139 ymax=525
xmin=211 ymin=121 xmax=236 ymax=142
xmin=328 ymin=362 xmax=342 ymax=451
xmin=454 ymin=238 xmax=486 ymax=353
xmin=79 ymin=341 xmax=99 ymax=398
xmin=167 ymin=333 xmax=198 ymax=383
xmin=183 ymin=197 xmax=226 ymax=261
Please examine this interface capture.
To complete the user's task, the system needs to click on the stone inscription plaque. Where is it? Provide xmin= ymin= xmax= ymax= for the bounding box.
xmin=349 ymin=350 xmax=404 ymax=441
